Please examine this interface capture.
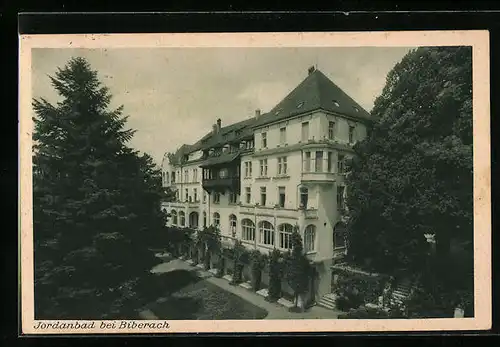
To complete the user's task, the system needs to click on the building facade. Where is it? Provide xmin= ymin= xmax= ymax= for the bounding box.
xmin=161 ymin=67 xmax=371 ymax=299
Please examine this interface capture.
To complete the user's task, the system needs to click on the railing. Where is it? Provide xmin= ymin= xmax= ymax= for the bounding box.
xmin=187 ymin=201 xmax=200 ymax=208
xmin=202 ymin=177 xmax=240 ymax=194
xmin=301 ymin=172 xmax=336 ymax=182
xmin=304 ymin=208 xmax=318 ymax=219
xmin=163 ymin=201 xmax=186 ymax=210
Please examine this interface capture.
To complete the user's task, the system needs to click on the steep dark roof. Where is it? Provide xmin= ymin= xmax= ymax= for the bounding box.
xmin=252 ymin=69 xmax=371 ymax=128
xmin=168 ymin=68 xmax=370 ymax=161
xmin=188 ymin=117 xmax=256 ymax=153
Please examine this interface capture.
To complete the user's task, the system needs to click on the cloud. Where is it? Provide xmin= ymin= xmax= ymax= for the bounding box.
xmin=236 ymin=81 xmax=291 ymax=111
xmin=31 ymin=47 xmax=410 ymax=165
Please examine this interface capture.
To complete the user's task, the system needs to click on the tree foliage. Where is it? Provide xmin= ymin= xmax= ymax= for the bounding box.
xmin=268 ymin=248 xmax=283 ymax=301
xmin=285 ymin=228 xmax=311 ymax=307
xmin=345 ymin=47 xmax=473 ymax=292
xmin=33 ymin=57 xmax=166 ymax=319
xmin=250 ymin=250 xmax=267 ymax=291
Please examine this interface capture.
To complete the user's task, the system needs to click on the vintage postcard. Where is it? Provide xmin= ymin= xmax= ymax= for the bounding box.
xmin=19 ymin=31 xmax=491 ymax=334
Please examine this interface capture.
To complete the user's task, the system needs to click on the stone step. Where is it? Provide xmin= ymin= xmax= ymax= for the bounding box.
xmin=186 ymin=259 xmax=195 ymax=265
xmin=393 ymin=288 xmax=409 ymax=293
xmin=208 ymin=268 xmax=218 ymax=275
xmin=256 ymin=288 xmax=269 ymax=298
xmin=323 ymin=293 xmax=337 ymax=300
xmin=178 ymin=255 xmax=186 ymax=260
xmin=222 ymin=274 xmax=234 ymax=282
xmin=320 ymin=298 xmax=337 ymax=306
xmin=239 ymin=281 xmax=252 ymax=290
xmin=317 ymin=300 xmax=336 ymax=310
xmin=320 ymin=296 xmax=337 ymax=304
xmin=392 ymin=291 xmax=409 ymax=300
xmin=277 ymin=297 xmax=295 ymax=309
xmin=196 ymin=263 xmax=205 ymax=269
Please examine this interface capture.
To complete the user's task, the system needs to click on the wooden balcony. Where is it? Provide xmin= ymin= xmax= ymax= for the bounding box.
xmin=202 ymin=177 xmax=241 ymax=194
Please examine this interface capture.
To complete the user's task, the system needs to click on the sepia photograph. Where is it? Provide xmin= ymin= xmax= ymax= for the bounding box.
xmin=19 ymin=31 xmax=491 ymax=334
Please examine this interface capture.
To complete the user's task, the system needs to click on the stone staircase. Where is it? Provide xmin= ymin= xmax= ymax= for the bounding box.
xmin=316 ymin=293 xmax=337 ymax=310
xmin=390 ymin=279 xmax=412 ymax=306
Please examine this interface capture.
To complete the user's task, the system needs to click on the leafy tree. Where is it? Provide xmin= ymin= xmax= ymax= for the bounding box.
xmin=345 ymin=47 xmax=473 ymax=308
xmin=163 ymin=226 xmax=194 ymax=257
xmin=249 ymin=250 xmax=266 ymax=291
xmin=33 ymin=57 xmax=165 ymax=319
xmin=230 ymin=240 xmax=247 ymax=284
xmin=196 ymin=226 xmax=221 ymax=269
xmin=285 ymin=228 xmax=311 ymax=310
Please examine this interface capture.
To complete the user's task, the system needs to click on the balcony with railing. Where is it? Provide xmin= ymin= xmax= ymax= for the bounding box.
xmin=303 ymin=208 xmax=319 ymax=219
xmin=301 ymin=171 xmax=337 ymax=183
xmin=187 ymin=199 xmax=201 ymax=209
xmin=162 ymin=201 xmax=187 ymax=210
xmin=202 ymin=177 xmax=240 ymax=194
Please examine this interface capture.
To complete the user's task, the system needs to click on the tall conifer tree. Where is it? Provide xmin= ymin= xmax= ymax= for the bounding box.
xmin=33 ymin=57 xmax=165 ymax=319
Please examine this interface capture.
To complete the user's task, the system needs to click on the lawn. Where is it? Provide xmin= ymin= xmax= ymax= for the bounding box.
xmin=147 ymin=270 xmax=268 ymax=320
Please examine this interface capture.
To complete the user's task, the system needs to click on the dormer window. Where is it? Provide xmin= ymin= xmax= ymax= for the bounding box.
xmin=333 ymin=100 xmax=340 ymax=107
xmin=275 ymin=108 xmax=282 ymax=115
xmin=297 ymin=102 xmax=304 ymax=109
xmin=353 ymin=106 xmax=360 ymax=113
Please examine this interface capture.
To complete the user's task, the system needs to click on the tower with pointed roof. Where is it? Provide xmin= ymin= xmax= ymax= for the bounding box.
xmin=161 ymin=66 xmax=371 ymax=306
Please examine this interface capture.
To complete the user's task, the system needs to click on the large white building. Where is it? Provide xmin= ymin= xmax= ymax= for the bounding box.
xmin=161 ymin=66 xmax=371 ymax=300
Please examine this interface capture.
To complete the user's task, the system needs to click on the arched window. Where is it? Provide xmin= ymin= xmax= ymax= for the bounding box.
xmin=203 ymin=212 xmax=207 ymax=227
xmin=179 ymin=211 xmax=185 ymax=227
xmin=189 ymin=212 xmax=199 ymax=228
xmin=333 ymin=222 xmax=346 ymax=249
xmin=278 ymin=223 xmax=294 ymax=250
xmin=171 ymin=210 xmax=178 ymax=225
xmin=213 ymin=212 xmax=220 ymax=227
xmin=304 ymin=225 xmax=316 ymax=253
xmin=258 ymin=221 xmax=274 ymax=246
xmin=229 ymin=214 xmax=237 ymax=236
xmin=241 ymin=219 xmax=255 ymax=241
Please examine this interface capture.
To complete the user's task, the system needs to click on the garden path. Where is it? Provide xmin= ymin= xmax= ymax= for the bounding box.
xmin=144 ymin=258 xmax=342 ymax=320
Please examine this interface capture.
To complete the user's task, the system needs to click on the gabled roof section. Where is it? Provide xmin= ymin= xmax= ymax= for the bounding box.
xmin=187 ymin=117 xmax=256 ymax=154
xmin=252 ymin=69 xmax=371 ymax=128
xmin=167 ymin=144 xmax=192 ymax=166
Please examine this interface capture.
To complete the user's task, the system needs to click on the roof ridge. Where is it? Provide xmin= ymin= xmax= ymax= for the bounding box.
xmin=315 ymin=70 xmax=370 ymax=115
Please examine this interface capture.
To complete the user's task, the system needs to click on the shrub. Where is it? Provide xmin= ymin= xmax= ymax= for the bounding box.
xmin=338 ymin=306 xmax=390 ymax=319
xmin=405 ymin=286 xmax=455 ymax=318
xmin=284 ymin=229 xmax=312 ymax=310
xmin=334 ymin=271 xmax=386 ymax=305
xmin=335 ymin=289 xmax=364 ymax=312
xmin=268 ymin=249 xmax=283 ymax=302
xmin=231 ymin=241 xmax=247 ymax=285
xmin=216 ymin=257 xmax=225 ymax=278
xmin=250 ymin=251 xmax=266 ymax=291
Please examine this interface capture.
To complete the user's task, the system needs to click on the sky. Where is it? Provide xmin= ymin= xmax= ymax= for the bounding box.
xmin=31 ymin=47 xmax=412 ymax=165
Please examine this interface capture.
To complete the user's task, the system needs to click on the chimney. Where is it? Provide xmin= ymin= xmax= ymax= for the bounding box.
xmin=255 ymin=109 xmax=261 ymax=118
xmin=308 ymin=66 xmax=316 ymax=75
xmin=212 ymin=124 xmax=218 ymax=134
xmin=217 ymin=118 xmax=222 ymax=131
